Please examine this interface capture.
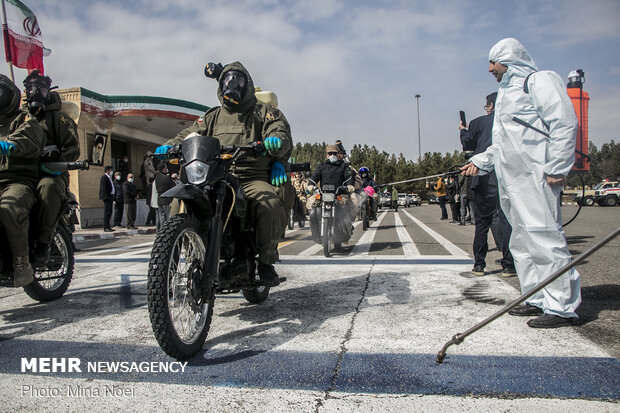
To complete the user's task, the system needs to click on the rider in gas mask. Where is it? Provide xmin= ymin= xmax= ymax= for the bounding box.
xmin=22 ymin=70 xmax=80 ymax=267
xmin=0 ymin=74 xmax=46 ymax=286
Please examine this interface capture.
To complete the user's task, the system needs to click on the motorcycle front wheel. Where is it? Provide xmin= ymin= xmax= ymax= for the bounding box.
xmin=322 ymin=217 xmax=331 ymax=258
xmin=148 ymin=214 xmax=214 ymax=360
xmin=24 ymin=225 xmax=74 ymax=302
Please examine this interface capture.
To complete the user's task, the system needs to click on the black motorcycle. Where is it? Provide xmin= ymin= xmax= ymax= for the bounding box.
xmin=148 ymin=135 xmax=297 ymax=360
xmin=0 ymin=147 xmax=88 ymax=302
xmin=308 ymin=179 xmax=353 ymax=257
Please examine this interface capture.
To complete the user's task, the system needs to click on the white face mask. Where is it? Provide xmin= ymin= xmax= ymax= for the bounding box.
xmin=328 ymin=155 xmax=338 ymax=163
xmin=128 ymin=178 xmax=134 ymax=183
xmin=115 ymin=175 xmax=121 ymax=180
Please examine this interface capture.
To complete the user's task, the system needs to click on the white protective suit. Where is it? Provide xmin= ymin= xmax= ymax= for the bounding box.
xmin=470 ymin=38 xmax=581 ymax=318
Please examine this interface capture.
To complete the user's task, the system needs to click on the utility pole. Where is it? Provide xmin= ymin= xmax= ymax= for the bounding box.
xmin=415 ymin=94 xmax=421 ymax=162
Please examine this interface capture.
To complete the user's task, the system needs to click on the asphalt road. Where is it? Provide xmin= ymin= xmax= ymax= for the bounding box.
xmin=0 ymin=204 xmax=618 ymax=412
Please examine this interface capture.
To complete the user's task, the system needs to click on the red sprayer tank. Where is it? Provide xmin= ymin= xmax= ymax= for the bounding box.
xmin=567 ymin=69 xmax=590 ymax=171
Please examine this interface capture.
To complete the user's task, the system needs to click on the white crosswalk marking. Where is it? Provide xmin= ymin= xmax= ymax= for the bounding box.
xmin=393 ymin=212 xmax=420 ymax=256
xmin=350 ymin=211 xmax=388 ymax=255
xmin=401 ymin=209 xmax=469 ymax=257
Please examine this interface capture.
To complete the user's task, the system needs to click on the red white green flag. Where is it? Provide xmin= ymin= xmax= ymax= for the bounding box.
xmin=2 ymin=0 xmax=50 ymax=73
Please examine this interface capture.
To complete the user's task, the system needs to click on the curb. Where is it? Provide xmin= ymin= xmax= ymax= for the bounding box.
xmin=73 ymin=228 xmax=157 ymax=242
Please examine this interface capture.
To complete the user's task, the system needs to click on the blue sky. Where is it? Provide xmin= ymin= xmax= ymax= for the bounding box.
xmin=3 ymin=0 xmax=619 ymax=160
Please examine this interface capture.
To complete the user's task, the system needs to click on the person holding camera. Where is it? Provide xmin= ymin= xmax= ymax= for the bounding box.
xmin=460 ymin=92 xmax=515 ymax=277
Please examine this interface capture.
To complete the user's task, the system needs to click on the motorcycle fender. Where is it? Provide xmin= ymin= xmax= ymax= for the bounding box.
xmin=160 ymin=184 xmax=211 ymax=213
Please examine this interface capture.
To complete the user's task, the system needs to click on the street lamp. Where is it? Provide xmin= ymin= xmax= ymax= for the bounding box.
xmin=414 ymin=94 xmax=421 ymax=162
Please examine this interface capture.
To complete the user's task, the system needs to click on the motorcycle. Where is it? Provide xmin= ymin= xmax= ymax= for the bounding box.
xmin=288 ymin=193 xmax=306 ymax=230
xmin=308 ymin=178 xmax=354 ymax=257
xmin=359 ymin=185 xmax=377 ymax=231
xmin=148 ymin=135 xmax=301 ymax=360
xmin=0 ymin=146 xmax=88 ymax=302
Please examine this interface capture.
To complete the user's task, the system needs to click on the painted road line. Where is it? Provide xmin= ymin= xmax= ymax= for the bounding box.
xmin=402 ymin=209 xmax=469 ymax=258
xmin=350 ymin=211 xmax=388 ymax=256
xmin=78 ymin=241 xmax=154 ymax=257
xmin=394 ymin=212 xmax=420 ymax=256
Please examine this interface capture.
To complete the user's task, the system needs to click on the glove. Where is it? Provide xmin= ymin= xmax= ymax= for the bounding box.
xmin=270 ymin=160 xmax=287 ymax=187
xmin=0 ymin=141 xmax=15 ymax=156
xmin=263 ymin=137 xmax=282 ymax=153
xmin=40 ymin=164 xmax=62 ymax=176
xmin=154 ymin=145 xmax=172 ymax=159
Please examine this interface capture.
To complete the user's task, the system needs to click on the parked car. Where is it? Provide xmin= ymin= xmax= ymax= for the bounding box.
xmin=379 ymin=193 xmax=392 ymax=209
xmin=397 ymin=193 xmax=408 ymax=207
xmin=408 ymin=193 xmax=422 ymax=206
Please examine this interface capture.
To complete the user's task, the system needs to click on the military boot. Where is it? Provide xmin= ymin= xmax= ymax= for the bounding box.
xmin=13 ymin=255 xmax=34 ymax=287
xmin=258 ymin=263 xmax=280 ymax=287
xmin=31 ymin=242 xmax=51 ymax=268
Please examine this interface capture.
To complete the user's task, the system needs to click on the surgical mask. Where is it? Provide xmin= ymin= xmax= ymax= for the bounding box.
xmin=328 ymin=155 xmax=338 ymax=163
xmin=221 ymin=70 xmax=246 ymax=106
xmin=115 ymin=175 xmax=121 ymax=180
xmin=128 ymin=178 xmax=134 ymax=183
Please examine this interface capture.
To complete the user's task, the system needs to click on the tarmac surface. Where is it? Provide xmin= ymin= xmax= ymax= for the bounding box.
xmin=0 ymin=205 xmax=618 ymax=412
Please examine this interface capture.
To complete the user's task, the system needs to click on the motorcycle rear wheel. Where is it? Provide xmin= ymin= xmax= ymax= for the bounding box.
xmin=148 ymin=214 xmax=214 ymax=360
xmin=288 ymin=213 xmax=294 ymax=230
xmin=24 ymin=225 xmax=74 ymax=302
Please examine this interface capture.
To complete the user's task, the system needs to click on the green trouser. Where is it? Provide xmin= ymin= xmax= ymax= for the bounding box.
xmin=0 ymin=183 xmax=36 ymax=257
xmin=275 ymin=180 xmax=295 ymax=225
xmin=242 ymin=179 xmax=287 ymax=265
xmin=36 ymin=175 xmax=67 ymax=244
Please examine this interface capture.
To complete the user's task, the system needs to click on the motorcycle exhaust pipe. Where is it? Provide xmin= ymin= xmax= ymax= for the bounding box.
xmin=436 ymin=225 xmax=620 ymax=364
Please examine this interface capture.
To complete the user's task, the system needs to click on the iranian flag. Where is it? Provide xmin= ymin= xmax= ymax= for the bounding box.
xmin=1 ymin=0 xmax=49 ymax=73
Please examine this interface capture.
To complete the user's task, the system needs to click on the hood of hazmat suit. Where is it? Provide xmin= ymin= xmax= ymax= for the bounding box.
xmin=470 ymin=38 xmax=580 ymax=319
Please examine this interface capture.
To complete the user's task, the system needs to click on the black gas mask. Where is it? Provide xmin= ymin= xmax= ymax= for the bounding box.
xmin=23 ymin=70 xmax=52 ymax=116
xmin=0 ymin=75 xmax=20 ymax=118
xmin=220 ymin=70 xmax=247 ymax=107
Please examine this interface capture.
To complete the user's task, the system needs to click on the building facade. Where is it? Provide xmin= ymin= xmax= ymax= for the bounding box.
xmin=57 ymin=87 xmax=208 ymax=228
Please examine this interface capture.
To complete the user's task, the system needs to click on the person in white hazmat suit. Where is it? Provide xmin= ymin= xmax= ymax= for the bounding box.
xmin=460 ymin=38 xmax=580 ymax=328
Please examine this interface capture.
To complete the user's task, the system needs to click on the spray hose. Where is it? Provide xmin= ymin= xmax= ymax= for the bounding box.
xmin=436 ymin=225 xmax=620 ymax=364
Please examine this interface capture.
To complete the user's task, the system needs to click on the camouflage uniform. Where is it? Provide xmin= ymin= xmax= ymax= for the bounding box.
xmin=166 ymin=62 xmax=292 ymax=265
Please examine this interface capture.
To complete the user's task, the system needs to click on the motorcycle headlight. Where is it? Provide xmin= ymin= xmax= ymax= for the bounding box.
xmin=185 ymin=160 xmax=210 ymax=185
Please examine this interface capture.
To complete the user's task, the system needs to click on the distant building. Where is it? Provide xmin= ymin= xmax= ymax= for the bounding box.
xmin=56 ymin=87 xmax=208 ymax=228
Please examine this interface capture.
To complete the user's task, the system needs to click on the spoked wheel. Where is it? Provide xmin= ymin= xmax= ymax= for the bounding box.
xmin=24 ymin=225 xmax=74 ymax=302
xmin=322 ymin=217 xmax=331 ymax=258
xmin=148 ymin=214 xmax=214 ymax=360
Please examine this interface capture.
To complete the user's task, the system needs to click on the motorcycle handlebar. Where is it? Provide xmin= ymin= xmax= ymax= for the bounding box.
xmin=41 ymin=160 xmax=90 ymax=171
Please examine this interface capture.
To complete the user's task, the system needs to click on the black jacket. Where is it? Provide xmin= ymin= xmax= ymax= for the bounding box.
xmin=310 ymin=159 xmax=355 ymax=190
xmin=155 ymin=172 xmax=175 ymax=204
xmin=113 ymin=180 xmax=123 ymax=203
xmin=99 ymin=174 xmax=113 ymax=201
xmin=122 ymin=180 xmax=137 ymax=203
xmin=460 ymin=111 xmax=497 ymax=192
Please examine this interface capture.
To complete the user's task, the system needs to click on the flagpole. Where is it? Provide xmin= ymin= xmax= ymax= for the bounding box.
xmin=0 ymin=0 xmax=15 ymax=82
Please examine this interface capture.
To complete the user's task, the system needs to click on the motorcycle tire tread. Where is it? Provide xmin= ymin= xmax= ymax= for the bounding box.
xmin=147 ymin=214 xmax=215 ymax=360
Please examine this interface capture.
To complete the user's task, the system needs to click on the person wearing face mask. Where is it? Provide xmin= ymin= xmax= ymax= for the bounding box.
xmin=22 ymin=70 xmax=80 ymax=266
xmin=99 ymin=166 xmax=115 ymax=232
xmin=461 ymin=38 xmax=580 ymax=328
xmin=122 ymin=173 xmax=138 ymax=229
xmin=154 ymin=61 xmax=292 ymax=287
xmin=308 ymin=144 xmax=355 ymax=244
xmin=0 ymin=74 xmax=46 ymax=286
xmin=112 ymin=171 xmax=124 ymax=228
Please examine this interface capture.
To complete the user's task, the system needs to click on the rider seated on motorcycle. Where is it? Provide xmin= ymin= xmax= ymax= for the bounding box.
xmin=308 ymin=144 xmax=355 ymax=244
xmin=359 ymin=166 xmax=378 ymax=221
xmin=0 ymin=75 xmax=46 ymax=287
xmin=23 ymin=70 xmax=80 ymax=267
xmin=154 ymin=61 xmax=292 ymax=287
xmin=291 ymin=171 xmax=309 ymax=215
